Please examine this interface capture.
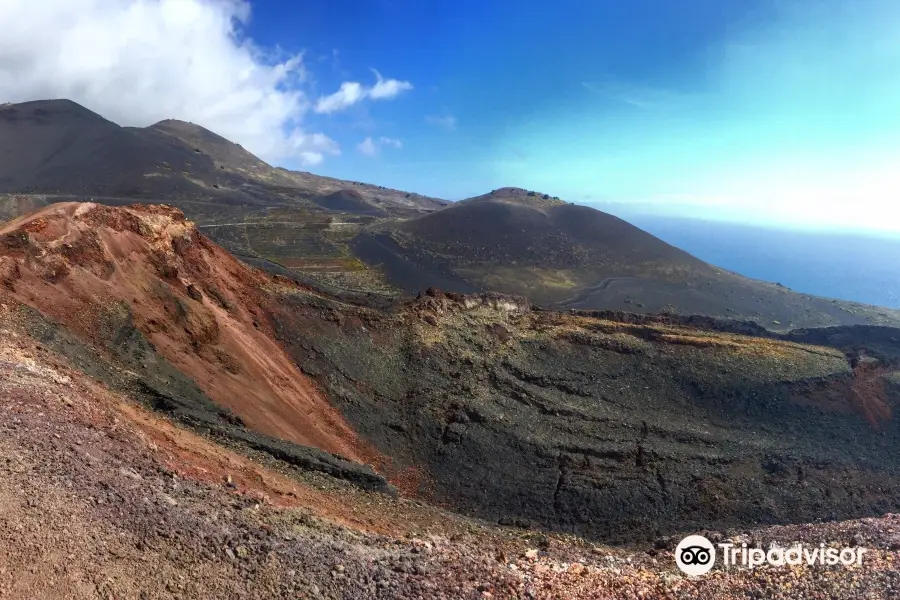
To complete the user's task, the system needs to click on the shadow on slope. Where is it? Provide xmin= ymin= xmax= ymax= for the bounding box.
xmin=311 ymin=189 xmax=387 ymax=215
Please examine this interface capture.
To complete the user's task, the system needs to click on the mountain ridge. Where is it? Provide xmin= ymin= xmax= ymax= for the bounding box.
xmin=0 ymin=98 xmax=443 ymax=211
xmin=3 ymin=98 xmax=900 ymax=333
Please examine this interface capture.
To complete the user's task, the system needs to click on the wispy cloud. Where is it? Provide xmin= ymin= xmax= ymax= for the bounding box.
xmin=357 ymin=136 xmax=403 ymax=157
xmin=315 ymin=69 xmax=412 ymax=114
xmin=426 ymin=113 xmax=457 ymax=130
xmin=379 ymin=136 xmax=402 ymax=149
xmin=580 ymin=81 xmax=696 ymax=109
xmin=316 ymin=82 xmax=365 ymax=114
xmin=290 ymin=132 xmax=341 ymax=166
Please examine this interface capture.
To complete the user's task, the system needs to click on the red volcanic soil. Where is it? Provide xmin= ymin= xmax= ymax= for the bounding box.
xmin=0 ymin=202 xmax=374 ymax=464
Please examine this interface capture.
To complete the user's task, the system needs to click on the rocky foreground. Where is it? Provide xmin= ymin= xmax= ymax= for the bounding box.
xmin=2 ymin=304 xmax=900 ymax=599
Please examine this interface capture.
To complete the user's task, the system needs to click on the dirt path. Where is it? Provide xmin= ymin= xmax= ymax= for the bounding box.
xmin=548 ymin=276 xmax=642 ymax=308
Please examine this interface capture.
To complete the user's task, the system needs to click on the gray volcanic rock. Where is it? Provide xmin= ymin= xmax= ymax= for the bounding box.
xmin=268 ymin=288 xmax=900 ymax=543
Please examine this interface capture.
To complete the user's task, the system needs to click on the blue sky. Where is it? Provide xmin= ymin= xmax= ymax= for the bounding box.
xmin=5 ymin=0 xmax=899 ymax=234
xmin=236 ymin=0 xmax=900 ymax=234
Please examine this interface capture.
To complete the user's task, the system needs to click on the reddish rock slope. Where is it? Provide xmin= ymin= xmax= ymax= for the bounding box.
xmin=0 ymin=202 xmax=372 ymax=463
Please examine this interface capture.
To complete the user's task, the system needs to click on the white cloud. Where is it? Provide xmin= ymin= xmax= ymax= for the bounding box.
xmin=0 ymin=0 xmax=415 ymax=167
xmin=368 ymin=69 xmax=413 ymax=100
xmin=426 ymin=114 xmax=457 ymax=130
xmin=357 ymin=137 xmax=378 ymax=156
xmin=315 ymin=69 xmax=412 ymax=114
xmin=288 ymin=131 xmax=341 ymax=166
xmin=357 ymin=136 xmax=403 ymax=157
xmin=315 ymin=82 xmax=366 ymax=114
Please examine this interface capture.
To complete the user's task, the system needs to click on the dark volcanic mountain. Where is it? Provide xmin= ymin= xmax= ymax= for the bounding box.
xmin=352 ymin=187 xmax=900 ymax=329
xmin=0 ymin=99 xmax=442 ymax=212
xmin=356 ymin=186 xmax=714 ymax=290
xmin=0 ymin=99 xmax=245 ymax=201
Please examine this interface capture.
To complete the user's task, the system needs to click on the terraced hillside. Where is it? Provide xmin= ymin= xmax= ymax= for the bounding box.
xmin=195 ymin=209 xmax=400 ymax=295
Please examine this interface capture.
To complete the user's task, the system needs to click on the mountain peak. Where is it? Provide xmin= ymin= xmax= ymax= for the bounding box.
xmin=147 ymin=118 xmax=242 ymax=151
xmin=150 ymin=118 xmax=226 ymax=138
xmin=0 ymin=98 xmax=112 ymax=123
xmin=459 ymin=186 xmax=566 ymax=207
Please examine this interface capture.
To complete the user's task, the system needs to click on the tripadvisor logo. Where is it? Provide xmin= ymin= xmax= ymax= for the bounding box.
xmin=674 ymin=534 xmax=869 ymax=576
xmin=675 ymin=535 xmax=716 ymax=576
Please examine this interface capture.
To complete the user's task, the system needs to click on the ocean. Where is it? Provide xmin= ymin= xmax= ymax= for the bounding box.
xmin=624 ymin=215 xmax=900 ymax=310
